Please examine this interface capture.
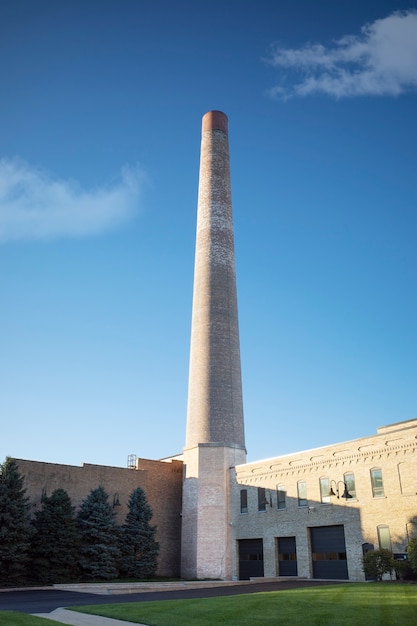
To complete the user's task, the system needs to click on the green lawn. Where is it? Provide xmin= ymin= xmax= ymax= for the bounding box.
xmin=71 ymin=583 xmax=417 ymax=625
xmin=0 ymin=613 xmax=63 ymax=626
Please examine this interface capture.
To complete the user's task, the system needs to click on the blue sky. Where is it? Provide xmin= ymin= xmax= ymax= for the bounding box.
xmin=1 ymin=0 xmax=416 ymax=468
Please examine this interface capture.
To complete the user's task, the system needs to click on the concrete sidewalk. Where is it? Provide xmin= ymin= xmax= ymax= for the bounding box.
xmin=34 ymin=607 xmax=147 ymax=625
xmin=53 ymin=579 xmax=250 ymax=595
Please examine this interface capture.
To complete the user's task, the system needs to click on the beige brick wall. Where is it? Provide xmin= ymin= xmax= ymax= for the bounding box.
xmin=231 ymin=419 xmax=417 ymax=581
xmin=181 ymin=444 xmax=246 ymax=579
xmin=186 ymin=117 xmax=245 ymax=452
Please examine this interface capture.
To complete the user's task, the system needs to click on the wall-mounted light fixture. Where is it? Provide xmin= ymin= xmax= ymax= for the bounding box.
xmin=329 ymin=480 xmax=353 ymax=500
xmin=113 ymin=493 xmax=121 ymax=508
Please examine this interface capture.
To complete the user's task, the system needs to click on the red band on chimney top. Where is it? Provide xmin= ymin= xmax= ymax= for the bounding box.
xmin=202 ymin=111 xmax=228 ymax=134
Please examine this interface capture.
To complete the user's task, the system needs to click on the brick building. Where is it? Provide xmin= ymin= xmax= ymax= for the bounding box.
xmin=231 ymin=418 xmax=417 ymax=581
xmin=12 ymin=111 xmax=417 ymax=582
xmin=16 ymin=456 xmax=183 ymax=577
xmin=16 ymin=416 xmax=417 ymax=581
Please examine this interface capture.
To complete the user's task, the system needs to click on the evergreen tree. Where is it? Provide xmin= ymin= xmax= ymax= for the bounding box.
xmin=30 ymin=489 xmax=80 ymax=584
xmin=119 ymin=487 xmax=159 ymax=579
xmin=77 ymin=486 xmax=120 ymax=580
xmin=0 ymin=458 xmax=32 ymax=585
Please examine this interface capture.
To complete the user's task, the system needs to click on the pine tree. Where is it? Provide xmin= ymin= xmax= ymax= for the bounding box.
xmin=30 ymin=489 xmax=80 ymax=584
xmin=77 ymin=486 xmax=120 ymax=580
xmin=119 ymin=487 xmax=159 ymax=579
xmin=0 ymin=458 xmax=32 ymax=585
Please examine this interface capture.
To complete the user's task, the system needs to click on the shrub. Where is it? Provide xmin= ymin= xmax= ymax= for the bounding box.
xmin=394 ymin=558 xmax=412 ymax=580
xmin=362 ymin=549 xmax=395 ymax=581
xmin=407 ymin=537 xmax=417 ymax=573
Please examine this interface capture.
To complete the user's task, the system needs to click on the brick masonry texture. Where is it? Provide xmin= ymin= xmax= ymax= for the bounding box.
xmin=16 ymin=457 xmax=183 ymax=577
xmin=181 ymin=111 xmax=246 ymax=579
xmin=230 ymin=419 xmax=417 ymax=580
xmin=185 ymin=113 xmax=245 ymax=451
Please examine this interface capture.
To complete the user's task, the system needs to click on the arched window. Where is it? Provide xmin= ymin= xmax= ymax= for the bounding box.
xmin=319 ymin=477 xmax=331 ymax=504
xmin=398 ymin=462 xmax=414 ymax=494
xmin=344 ymin=472 xmax=356 ymax=499
xmin=377 ymin=525 xmax=392 ymax=550
xmin=258 ymin=487 xmax=267 ymax=511
xmin=370 ymin=468 xmax=385 ymax=498
xmin=297 ymin=481 xmax=307 ymax=507
xmin=277 ymin=484 xmax=286 ymax=509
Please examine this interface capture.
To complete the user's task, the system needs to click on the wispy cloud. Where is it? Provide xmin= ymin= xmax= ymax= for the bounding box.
xmin=0 ymin=158 xmax=145 ymax=243
xmin=266 ymin=10 xmax=417 ymax=99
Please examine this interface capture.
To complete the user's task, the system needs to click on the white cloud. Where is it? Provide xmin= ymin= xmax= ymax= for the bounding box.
xmin=0 ymin=158 xmax=145 ymax=243
xmin=266 ymin=10 xmax=417 ymax=99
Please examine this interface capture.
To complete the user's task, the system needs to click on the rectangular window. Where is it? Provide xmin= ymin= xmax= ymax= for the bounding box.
xmin=378 ymin=525 xmax=392 ymax=551
xmin=344 ymin=472 xmax=356 ymax=499
xmin=277 ymin=484 xmax=286 ymax=510
xmin=240 ymin=489 xmax=248 ymax=514
xmin=297 ymin=481 xmax=307 ymax=507
xmin=320 ymin=477 xmax=331 ymax=504
xmin=258 ymin=487 xmax=267 ymax=511
xmin=371 ymin=468 xmax=385 ymax=498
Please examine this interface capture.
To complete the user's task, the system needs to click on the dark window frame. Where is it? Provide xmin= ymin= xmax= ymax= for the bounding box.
xmin=258 ymin=487 xmax=267 ymax=512
xmin=277 ymin=484 xmax=286 ymax=510
xmin=240 ymin=489 xmax=248 ymax=514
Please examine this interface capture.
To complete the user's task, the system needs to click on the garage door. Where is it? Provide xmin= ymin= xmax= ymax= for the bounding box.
xmin=310 ymin=525 xmax=348 ymax=579
xmin=238 ymin=538 xmax=264 ymax=580
xmin=277 ymin=536 xmax=297 ymax=576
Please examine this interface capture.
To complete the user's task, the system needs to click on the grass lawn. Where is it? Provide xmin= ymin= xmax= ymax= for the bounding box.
xmin=0 ymin=613 xmax=63 ymax=625
xmin=71 ymin=582 xmax=417 ymax=625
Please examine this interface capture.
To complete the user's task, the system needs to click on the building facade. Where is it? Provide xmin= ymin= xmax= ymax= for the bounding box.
xmin=16 ymin=417 xmax=417 ymax=582
xmin=231 ymin=418 xmax=417 ymax=581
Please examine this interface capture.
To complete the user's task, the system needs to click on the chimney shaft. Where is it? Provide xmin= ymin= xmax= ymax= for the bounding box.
xmin=181 ymin=111 xmax=246 ymax=580
xmin=185 ymin=111 xmax=245 ymax=451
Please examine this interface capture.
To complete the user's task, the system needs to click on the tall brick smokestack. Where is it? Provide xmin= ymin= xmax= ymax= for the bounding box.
xmin=185 ymin=110 xmax=245 ymax=451
xmin=181 ymin=111 xmax=246 ymax=580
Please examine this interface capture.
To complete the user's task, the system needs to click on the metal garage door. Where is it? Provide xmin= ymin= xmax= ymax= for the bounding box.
xmin=277 ymin=536 xmax=297 ymax=576
xmin=310 ymin=525 xmax=348 ymax=579
xmin=238 ymin=538 xmax=264 ymax=580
